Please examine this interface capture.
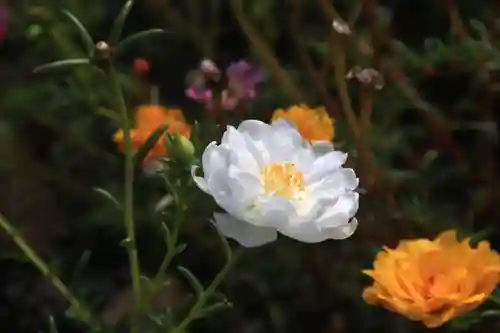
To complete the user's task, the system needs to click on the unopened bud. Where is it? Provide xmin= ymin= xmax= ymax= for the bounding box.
xmin=347 ymin=66 xmax=384 ymax=90
xmin=200 ymin=58 xmax=221 ymax=82
xmin=165 ymin=133 xmax=195 ymax=165
xmin=95 ymin=41 xmax=111 ymax=59
xmin=332 ymin=19 xmax=351 ymax=35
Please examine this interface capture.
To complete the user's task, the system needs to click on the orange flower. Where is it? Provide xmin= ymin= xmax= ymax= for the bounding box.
xmin=113 ymin=105 xmax=191 ymax=160
xmin=362 ymin=230 xmax=500 ymax=328
xmin=271 ymin=105 xmax=334 ymax=142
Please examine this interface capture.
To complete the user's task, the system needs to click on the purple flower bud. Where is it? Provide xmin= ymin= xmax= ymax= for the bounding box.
xmin=226 ymin=60 xmax=265 ymax=100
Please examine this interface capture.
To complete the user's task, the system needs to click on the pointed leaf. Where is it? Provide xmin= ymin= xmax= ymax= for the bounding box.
xmin=161 ymin=222 xmax=172 ymax=246
xmin=177 ymin=266 xmax=204 ymax=298
xmin=93 ymin=187 xmax=123 ymax=210
xmin=109 ymin=0 xmax=134 ymax=45
xmin=61 ymin=10 xmax=95 ymax=56
xmin=175 ymin=243 xmax=187 ymax=255
xmin=69 ymin=250 xmax=92 ymax=286
xmin=115 ymin=29 xmax=167 ymax=54
xmin=95 ymin=107 xmax=122 ymax=124
xmin=133 ymin=124 xmax=169 ymax=166
xmin=194 ymin=301 xmax=233 ymax=319
xmin=469 ymin=227 xmax=495 ymax=247
xmin=120 ymin=237 xmax=134 ymax=249
xmin=209 ymin=219 xmax=232 ymax=261
xmin=48 ymin=316 xmax=59 ymax=333
xmin=154 ymin=195 xmax=174 ymax=213
xmin=481 ymin=309 xmax=500 ymax=317
xmin=34 ymin=59 xmax=91 ymax=73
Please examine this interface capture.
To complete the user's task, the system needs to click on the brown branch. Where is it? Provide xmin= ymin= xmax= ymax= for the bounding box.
xmin=230 ymin=0 xmax=304 ymax=103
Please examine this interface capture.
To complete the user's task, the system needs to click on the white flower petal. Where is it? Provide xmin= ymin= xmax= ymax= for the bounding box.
xmin=213 ymin=213 xmax=277 ymax=247
xmin=227 ymin=165 xmax=261 ymax=202
xmin=322 ymin=217 xmax=358 ymax=239
xmin=237 ymin=119 xmax=272 ymax=138
xmin=311 ymin=141 xmax=334 ymax=156
xmin=247 ymin=196 xmax=295 ymax=228
xmin=306 ymin=151 xmax=348 ymax=183
xmin=201 ymin=142 xmax=229 ymax=178
xmin=191 ymin=165 xmax=210 ymax=194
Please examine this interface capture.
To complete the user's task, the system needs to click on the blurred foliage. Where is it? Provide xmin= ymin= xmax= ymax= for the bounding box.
xmin=0 ymin=0 xmax=500 ymax=332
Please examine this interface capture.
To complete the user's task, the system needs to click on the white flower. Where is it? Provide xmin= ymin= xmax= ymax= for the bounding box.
xmin=192 ymin=119 xmax=359 ymax=247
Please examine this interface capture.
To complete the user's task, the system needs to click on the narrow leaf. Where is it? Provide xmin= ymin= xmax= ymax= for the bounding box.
xmin=177 ymin=266 xmax=204 ymax=298
xmin=93 ymin=187 xmax=123 ymax=210
xmin=154 ymin=195 xmax=174 ymax=213
xmin=109 ymin=0 xmax=134 ymax=45
xmin=133 ymin=124 xmax=168 ymax=166
xmin=161 ymin=222 xmax=172 ymax=246
xmin=95 ymin=108 xmax=122 ymax=124
xmin=175 ymin=243 xmax=187 ymax=255
xmin=61 ymin=10 xmax=95 ymax=56
xmin=481 ymin=309 xmax=500 ymax=317
xmin=194 ymin=302 xmax=233 ymax=319
xmin=209 ymin=219 xmax=232 ymax=261
xmin=69 ymin=250 xmax=92 ymax=286
xmin=120 ymin=237 xmax=134 ymax=249
xmin=33 ymin=59 xmax=91 ymax=73
xmin=115 ymin=29 xmax=167 ymax=54
xmin=48 ymin=316 xmax=59 ymax=333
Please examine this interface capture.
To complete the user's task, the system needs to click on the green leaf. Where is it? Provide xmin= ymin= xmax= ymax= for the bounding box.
xmin=175 ymin=243 xmax=187 ymax=255
xmin=33 ymin=59 xmax=91 ymax=73
xmin=61 ymin=10 xmax=95 ymax=56
xmin=177 ymin=266 xmax=204 ymax=298
xmin=69 ymin=250 xmax=92 ymax=286
xmin=469 ymin=227 xmax=495 ymax=247
xmin=469 ymin=19 xmax=489 ymax=41
xmin=109 ymin=0 xmax=134 ymax=45
xmin=194 ymin=301 xmax=233 ymax=319
xmin=154 ymin=195 xmax=174 ymax=213
xmin=133 ymin=124 xmax=169 ymax=166
xmin=95 ymin=108 xmax=122 ymax=124
xmin=120 ymin=237 xmax=134 ymax=249
xmin=48 ymin=316 xmax=59 ymax=333
xmin=480 ymin=309 xmax=500 ymax=317
xmin=161 ymin=222 xmax=172 ymax=246
xmin=115 ymin=29 xmax=167 ymax=54
xmin=209 ymin=218 xmax=232 ymax=261
xmin=93 ymin=187 xmax=123 ymax=210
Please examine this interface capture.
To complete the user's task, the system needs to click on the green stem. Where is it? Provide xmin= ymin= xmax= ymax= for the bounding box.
xmin=109 ymin=66 xmax=142 ymax=325
xmin=0 ymin=213 xmax=93 ymax=325
xmin=153 ymin=175 xmax=183 ymax=290
xmin=171 ymin=249 xmax=242 ymax=333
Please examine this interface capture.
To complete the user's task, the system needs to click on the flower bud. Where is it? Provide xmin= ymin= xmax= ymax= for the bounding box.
xmin=95 ymin=41 xmax=111 ymax=59
xmin=165 ymin=133 xmax=196 ymax=165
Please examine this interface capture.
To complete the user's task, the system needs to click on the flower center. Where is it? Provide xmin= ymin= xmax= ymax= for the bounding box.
xmin=260 ymin=163 xmax=305 ymax=199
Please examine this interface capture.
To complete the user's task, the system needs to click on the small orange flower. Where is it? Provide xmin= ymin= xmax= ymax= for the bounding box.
xmin=362 ymin=230 xmax=500 ymax=328
xmin=113 ymin=105 xmax=191 ymax=160
xmin=271 ymin=105 xmax=334 ymax=142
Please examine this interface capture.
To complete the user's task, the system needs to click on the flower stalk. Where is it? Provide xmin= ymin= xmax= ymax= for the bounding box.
xmin=109 ymin=65 xmax=142 ymax=317
xmin=170 ymin=249 xmax=242 ymax=333
xmin=0 ymin=214 xmax=93 ymax=325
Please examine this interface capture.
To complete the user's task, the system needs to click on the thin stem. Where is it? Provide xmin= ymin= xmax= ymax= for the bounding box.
xmin=170 ymin=249 xmax=242 ymax=333
xmin=109 ymin=66 xmax=142 ymax=325
xmin=230 ymin=0 xmax=304 ymax=103
xmin=0 ymin=213 xmax=93 ymax=325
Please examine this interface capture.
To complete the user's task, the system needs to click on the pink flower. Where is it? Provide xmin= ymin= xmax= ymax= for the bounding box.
xmin=0 ymin=5 xmax=9 ymax=42
xmin=185 ymin=59 xmax=264 ymax=110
